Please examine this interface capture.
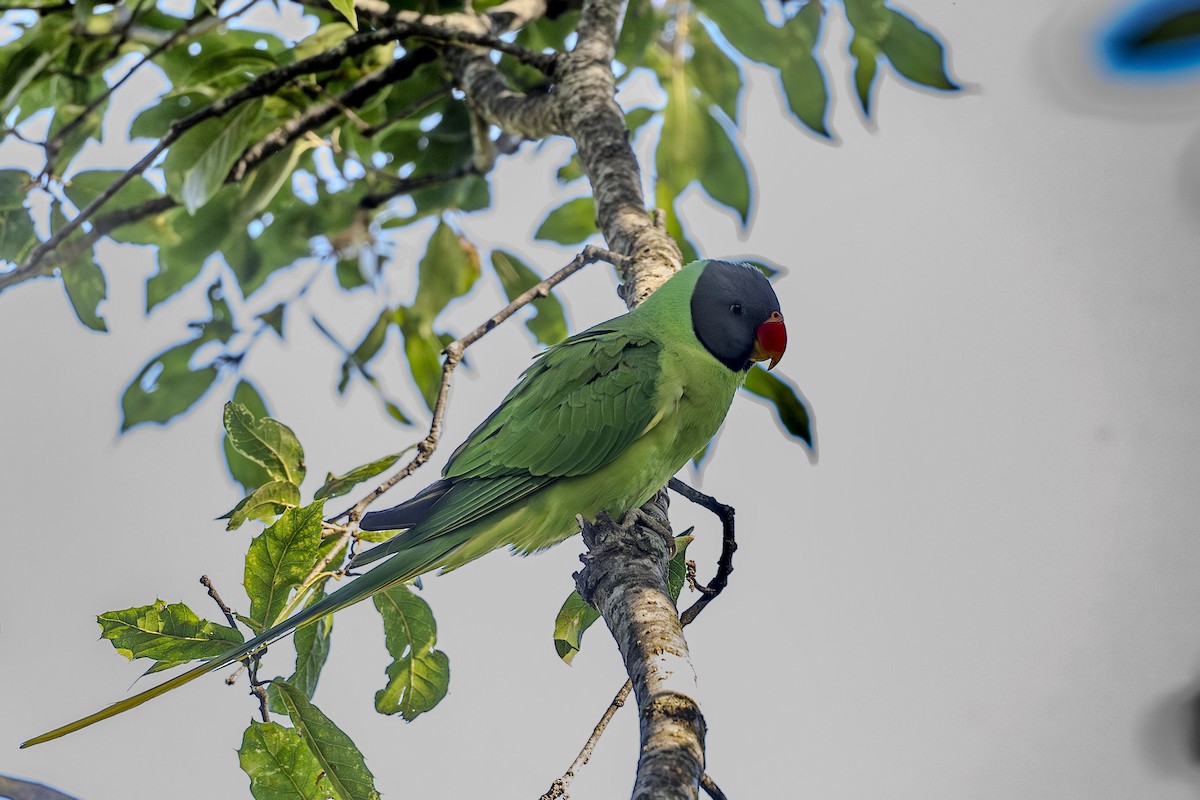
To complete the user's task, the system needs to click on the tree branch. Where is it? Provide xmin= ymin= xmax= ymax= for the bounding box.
xmin=575 ymin=495 xmax=705 ymax=800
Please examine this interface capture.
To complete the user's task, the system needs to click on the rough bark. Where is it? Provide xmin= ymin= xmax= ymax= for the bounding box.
xmin=575 ymin=495 xmax=705 ymax=800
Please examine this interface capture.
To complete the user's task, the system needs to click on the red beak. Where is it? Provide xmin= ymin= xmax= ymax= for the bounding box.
xmin=751 ymin=311 xmax=786 ymax=370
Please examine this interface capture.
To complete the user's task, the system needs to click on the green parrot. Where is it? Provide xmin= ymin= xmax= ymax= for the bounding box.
xmin=23 ymin=258 xmax=786 ymax=748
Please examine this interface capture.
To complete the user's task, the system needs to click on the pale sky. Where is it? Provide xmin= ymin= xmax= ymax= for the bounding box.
xmin=5 ymin=1 xmax=1200 ymax=798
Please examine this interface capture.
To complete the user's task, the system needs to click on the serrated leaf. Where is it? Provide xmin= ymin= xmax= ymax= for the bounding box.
xmin=373 ymin=585 xmax=450 ymax=720
xmin=98 ymin=600 xmax=243 ymax=674
xmin=273 ymin=680 xmax=380 ymax=800
xmin=316 ymin=448 xmax=413 ymax=501
xmin=880 ymin=7 xmax=958 ymax=91
xmin=174 ymin=99 xmax=263 ymax=213
xmin=244 ymin=501 xmax=323 ymax=632
xmin=223 ymin=402 xmax=306 ymax=486
xmin=222 ymin=479 xmax=302 ymax=531
xmin=120 ymin=337 xmax=221 ymax=431
xmin=224 ymin=381 xmax=275 ymax=493
xmin=741 ymin=366 xmax=814 ymax=449
xmin=491 ymin=250 xmax=568 ymax=346
xmin=239 ymin=721 xmax=332 ymax=800
xmin=534 ymin=196 xmax=597 ymax=245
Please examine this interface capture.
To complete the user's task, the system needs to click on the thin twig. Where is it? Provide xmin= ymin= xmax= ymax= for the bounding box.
xmin=332 ymin=245 xmax=626 ymax=525
xmin=359 ymin=163 xmax=479 ymax=210
xmin=199 ymin=575 xmax=270 ymax=722
xmin=700 ymin=772 xmax=728 ymax=800
xmin=539 ymin=679 xmax=632 ymax=799
xmin=199 ymin=575 xmax=240 ymax=630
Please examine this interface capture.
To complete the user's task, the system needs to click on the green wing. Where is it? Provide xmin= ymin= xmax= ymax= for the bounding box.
xmin=447 ymin=324 xmax=661 ymax=479
xmin=351 ymin=324 xmax=663 ymax=566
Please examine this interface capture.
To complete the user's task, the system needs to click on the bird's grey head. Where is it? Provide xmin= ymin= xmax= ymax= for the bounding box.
xmin=690 ymin=260 xmax=787 ymax=372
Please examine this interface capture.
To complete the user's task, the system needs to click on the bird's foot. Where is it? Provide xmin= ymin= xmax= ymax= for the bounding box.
xmin=620 ymin=507 xmax=676 ymax=557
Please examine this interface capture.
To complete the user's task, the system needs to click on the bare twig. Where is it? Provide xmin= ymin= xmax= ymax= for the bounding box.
xmin=199 ymin=575 xmax=270 ymax=722
xmin=539 ymin=679 xmax=632 ymax=799
xmin=359 ymin=163 xmax=479 ymax=210
xmin=699 ymin=773 xmax=728 ymax=800
xmin=331 ymin=244 xmax=625 ymax=525
xmin=199 ymin=575 xmax=240 ymax=631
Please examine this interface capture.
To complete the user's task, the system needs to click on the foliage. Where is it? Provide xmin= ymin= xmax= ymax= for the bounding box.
xmin=0 ymin=0 xmax=957 ymax=792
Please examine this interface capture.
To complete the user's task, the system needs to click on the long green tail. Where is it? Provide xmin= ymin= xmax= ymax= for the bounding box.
xmin=22 ymin=534 xmax=460 ymax=748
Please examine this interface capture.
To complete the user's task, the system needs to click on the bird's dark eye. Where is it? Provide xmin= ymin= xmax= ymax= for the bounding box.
xmin=730 ymin=304 xmax=743 ymax=316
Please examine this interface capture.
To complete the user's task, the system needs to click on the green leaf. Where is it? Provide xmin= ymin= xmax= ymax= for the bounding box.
xmin=63 ymin=170 xmax=161 ymax=214
xmin=98 ymin=600 xmax=243 ymax=675
xmin=373 ymin=585 xmax=450 ymax=720
xmin=741 ymin=366 xmax=814 ymax=448
xmin=223 ymin=402 xmax=306 ymax=486
xmin=131 ymin=91 xmax=211 ymax=140
xmin=120 ymin=337 xmax=221 ymax=431
xmin=0 ymin=170 xmax=36 ymax=264
xmin=688 ymin=20 xmax=741 ymax=121
xmin=411 ymin=219 xmax=480 ymax=322
xmin=240 ymin=142 xmax=305 ymax=218
xmin=534 ymin=196 xmax=597 ymax=245
xmin=491 ymin=250 xmax=568 ymax=346
xmin=315 ymin=448 xmax=414 ymax=501
xmin=225 ymin=381 xmax=275 ymax=493
xmin=693 ymin=0 xmax=784 ymax=65
xmin=695 ymin=108 xmax=750 ymax=224
xmin=222 ymin=479 xmax=302 ymax=531
xmin=554 ymin=534 xmax=692 ymax=663
xmin=273 ymin=680 xmax=380 ymax=800
xmin=552 ymin=591 xmax=599 ymax=665
xmin=258 ymin=304 xmax=286 ymax=338
xmin=397 ymin=311 xmax=446 ymax=412
xmin=780 ymin=2 xmax=831 ymax=136
xmin=59 ymin=252 xmax=107 ymax=332
xmin=665 ymin=531 xmax=695 ymax=603
xmin=171 ymin=99 xmax=263 ymax=213
xmin=879 ymin=7 xmax=958 ymax=91
xmin=327 ymin=0 xmax=359 ymax=31
xmin=244 ymin=501 xmax=323 ymax=632
xmin=239 ymin=721 xmax=332 ymax=800
xmin=850 ymin=32 xmax=880 ymax=115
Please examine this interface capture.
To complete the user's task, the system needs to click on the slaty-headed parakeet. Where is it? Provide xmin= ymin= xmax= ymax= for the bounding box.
xmin=23 ymin=259 xmax=786 ymax=747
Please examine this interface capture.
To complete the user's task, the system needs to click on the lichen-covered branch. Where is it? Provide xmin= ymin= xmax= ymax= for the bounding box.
xmin=575 ymin=496 xmax=705 ymax=800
